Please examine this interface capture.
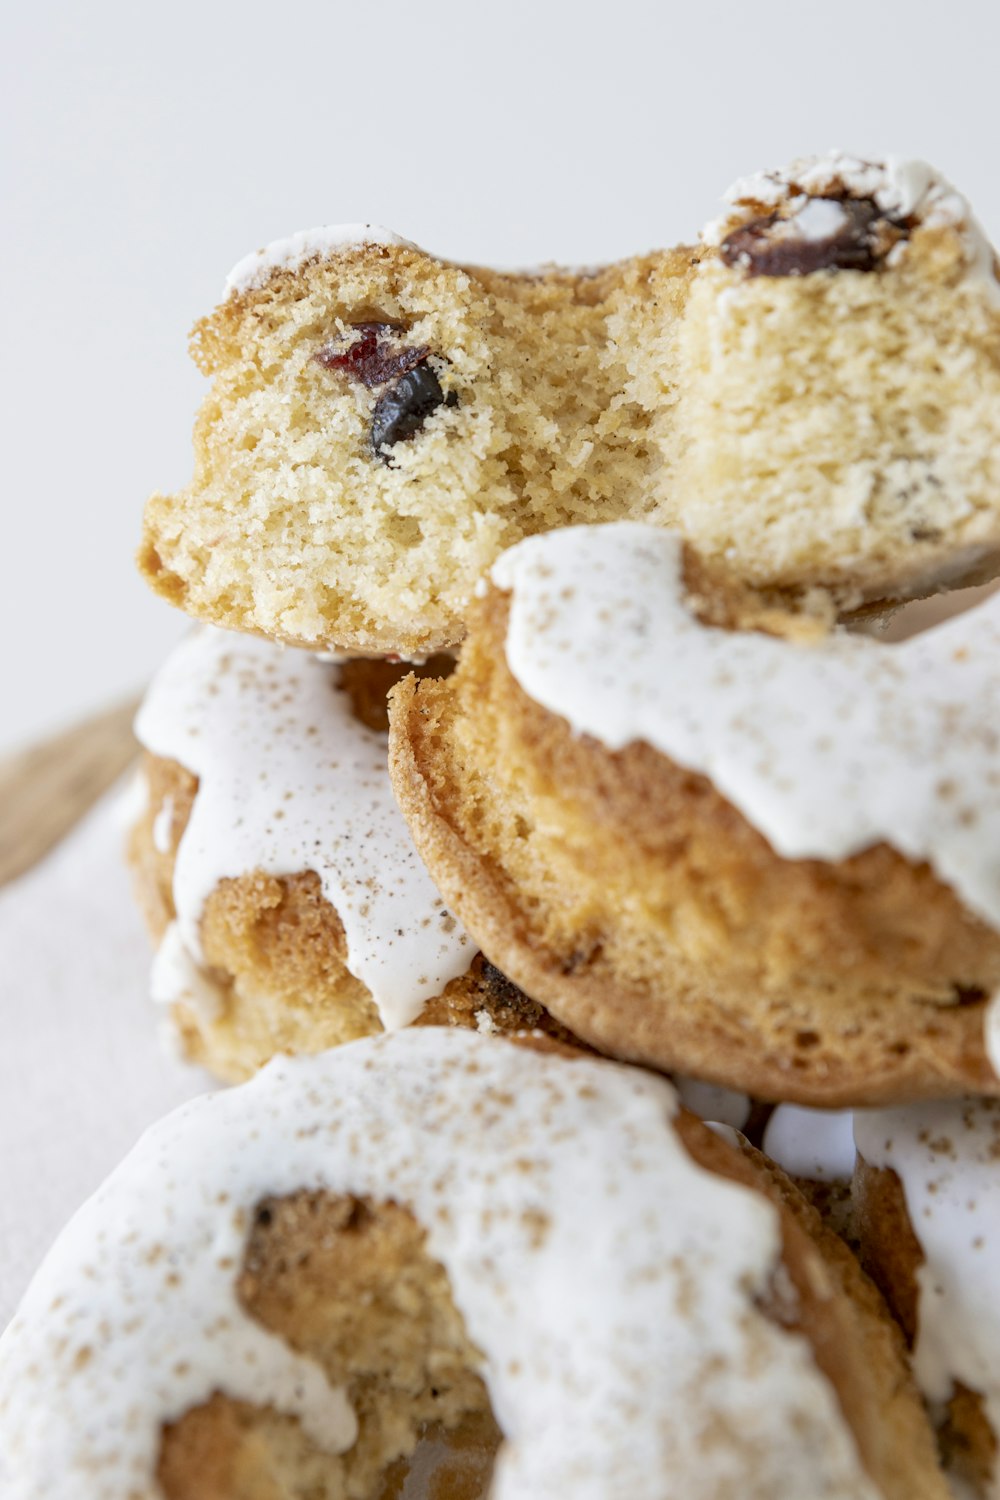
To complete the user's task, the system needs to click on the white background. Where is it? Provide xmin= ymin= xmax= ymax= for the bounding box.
xmin=4 ymin=0 xmax=1000 ymax=755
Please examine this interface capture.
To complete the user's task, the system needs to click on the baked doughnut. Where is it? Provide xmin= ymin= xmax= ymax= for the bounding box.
xmin=139 ymin=232 xmax=673 ymax=657
xmin=644 ymin=152 xmax=1000 ymax=611
xmin=389 ymin=521 xmax=1000 ymax=1105
xmin=854 ymin=1100 xmax=1000 ymax=1495
xmin=130 ymin=627 xmax=568 ymax=1080
xmin=0 ymin=1028 xmax=947 ymax=1499
xmin=139 ymin=156 xmax=1000 ymax=656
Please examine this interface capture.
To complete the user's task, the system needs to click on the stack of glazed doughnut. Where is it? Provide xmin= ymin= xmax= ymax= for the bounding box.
xmin=4 ymin=149 xmax=1000 ymax=1498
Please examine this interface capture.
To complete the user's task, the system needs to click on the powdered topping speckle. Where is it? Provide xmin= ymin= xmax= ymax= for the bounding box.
xmin=0 ymin=1030 xmax=877 ymax=1500
xmin=704 ymin=152 xmax=999 ymax=293
xmin=855 ymin=1099 xmax=1000 ymax=1488
xmin=491 ymin=524 xmax=1000 ymax=936
xmin=135 ymin=628 xmax=472 ymax=1030
xmin=224 ymin=224 xmax=417 ymax=298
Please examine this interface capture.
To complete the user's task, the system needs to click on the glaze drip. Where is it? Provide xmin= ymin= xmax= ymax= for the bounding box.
xmin=135 ymin=628 xmax=473 ymax=1030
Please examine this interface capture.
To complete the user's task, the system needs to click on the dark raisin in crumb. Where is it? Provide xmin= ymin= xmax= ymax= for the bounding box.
xmin=953 ymin=984 xmax=989 ymax=1006
xmin=371 ymin=366 xmax=457 ymax=459
xmin=314 ymin=322 xmax=430 ymax=388
xmin=721 ymin=196 xmax=907 ymax=278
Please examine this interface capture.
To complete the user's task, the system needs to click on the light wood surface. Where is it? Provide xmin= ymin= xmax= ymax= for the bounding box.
xmin=0 ymin=699 xmax=140 ymax=889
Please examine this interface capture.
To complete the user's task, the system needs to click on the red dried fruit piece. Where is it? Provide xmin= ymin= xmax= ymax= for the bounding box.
xmin=721 ymin=196 xmax=908 ymax=278
xmin=314 ymin=322 xmax=431 ymax=388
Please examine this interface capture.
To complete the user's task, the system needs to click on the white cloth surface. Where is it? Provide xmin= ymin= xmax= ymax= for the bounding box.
xmin=0 ymin=778 xmax=211 ymax=1329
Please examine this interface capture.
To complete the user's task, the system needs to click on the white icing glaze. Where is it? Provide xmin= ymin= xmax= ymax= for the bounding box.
xmin=0 ymin=1029 xmax=878 ymax=1500
xmin=987 ymin=994 xmax=1000 ymax=1078
xmin=674 ymin=1076 xmax=751 ymax=1131
xmin=788 ymin=197 xmax=851 ymax=241
xmin=224 ymin=223 xmax=417 ymax=298
xmin=134 ymin=628 xmax=473 ymax=1031
xmin=151 ymin=793 xmax=174 ymax=855
xmin=114 ymin=766 xmax=150 ymax=833
xmin=491 ymin=523 xmax=1000 ymax=934
xmin=763 ymin=1106 xmax=856 ymax=1183
xmin=150 ymin=919 xmax=225 ymax=1022
xmin=703 ymin=151 xmax=999 ymax=295
xmin=855 ymin=1099 xmax=1000 ymax=1491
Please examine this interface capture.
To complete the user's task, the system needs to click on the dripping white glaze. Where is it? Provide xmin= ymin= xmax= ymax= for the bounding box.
xmin=135 ymin=628 xmax=473 ymax=1030
xmin=703 ymin=151 xmax=1000 ymax=296
xmin=224 ymin=224 xmax=417 ymax=297
xmin=150 ymin=920 xmax=225 ymax=1023
xmin=0 ymin=1029 xmax=878 ymax=1500
xmin=987 ymin=995 xmax=1000 ymax=1079
xmin=854 ymin=1099 xmax=1000 ymax=1492
xmin=491 ymin=524 xmax=1000 ymax=937
xmin=151 ymin=794 xmax=174 ymax=855
xmin=763 ymin=1106 xmax=857 ymax=1183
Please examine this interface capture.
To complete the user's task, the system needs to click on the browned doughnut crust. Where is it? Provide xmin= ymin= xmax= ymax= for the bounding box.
xmin=387 ymin=584 xmax=1000 ymax=1106
xmin=854 ymin=1155 xmax=998 ymax=1494
xmin=128 ymin=745 xmax=579 ymax=1084
xmin=154 ymin=1095 xmax=947 ymax=1499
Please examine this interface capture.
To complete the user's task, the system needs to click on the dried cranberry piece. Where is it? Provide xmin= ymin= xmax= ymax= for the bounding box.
xmin=371 ymin=366 xmax=458 ymax=460
xmin=314 ymin=322 xmax=431 ymax=388
xmin=721 ymin=196 xmax=906 ymax=278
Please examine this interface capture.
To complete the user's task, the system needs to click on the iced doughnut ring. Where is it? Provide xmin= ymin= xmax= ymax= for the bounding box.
xmin=0 ymin=1029 xmax=947 ymax=1499
xmin=129 ymin=629 xmax=570 ymax=1080
xmin=140 ymin=154 xmax=1000 ymax=656
xmin=388 ymin=523 xmax=1000 ymax=1106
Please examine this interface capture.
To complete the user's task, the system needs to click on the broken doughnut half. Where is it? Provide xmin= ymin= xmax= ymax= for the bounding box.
xmin=140 ymin=154 xmax=1000 ymax=656
xmin=388 ymin=523 xmax=1000 ymax=1106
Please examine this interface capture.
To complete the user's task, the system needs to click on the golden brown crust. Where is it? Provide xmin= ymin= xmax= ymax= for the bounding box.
xmin=155 ymin=1106 xmax=947 ymax=1500
xmin=854 ymin=1155 xmax=999 ymax=1493
xmin=387 ymin=587 xmax=1000 ymax=1106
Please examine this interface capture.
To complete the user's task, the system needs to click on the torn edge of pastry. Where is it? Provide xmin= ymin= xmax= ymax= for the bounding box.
xmin=662 ymin=151 xmax=1000 ymax=612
